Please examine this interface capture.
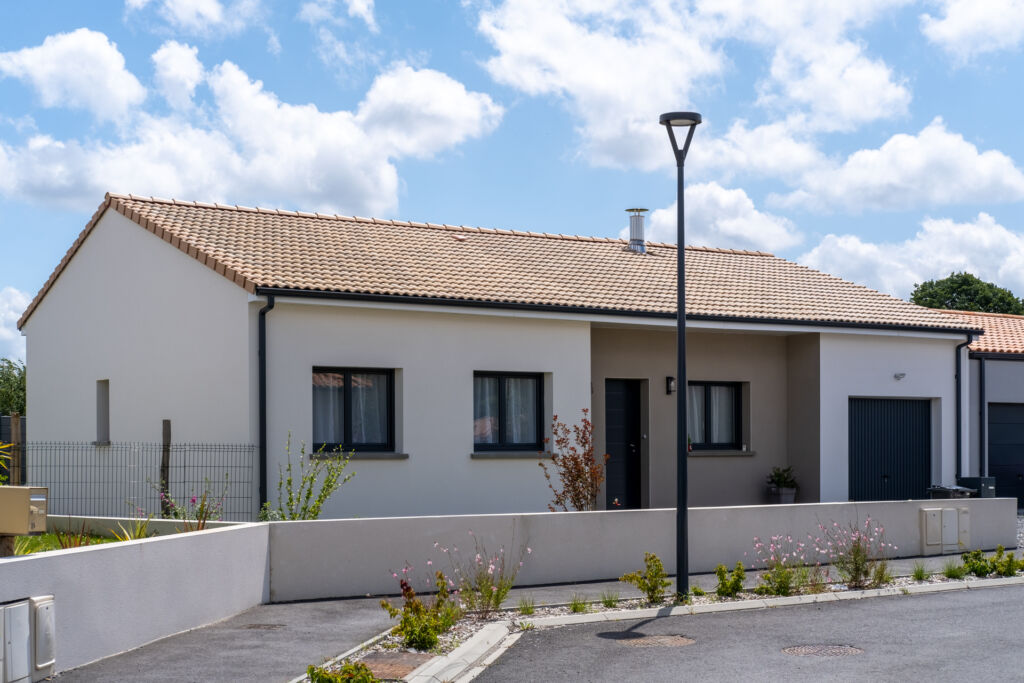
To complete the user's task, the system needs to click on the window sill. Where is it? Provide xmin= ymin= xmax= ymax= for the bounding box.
xmin=689 ymin=449 xmax=756 ymax=458
xmin=471 ymin=451 xmax=553 ymax=460
xmin=310 ymin=452 xmax=409 ymax=461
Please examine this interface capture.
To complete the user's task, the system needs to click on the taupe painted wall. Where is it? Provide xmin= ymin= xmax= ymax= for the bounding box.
xmin=786 ymin=334 xmax=820 ymax=502
xmin=967 ymin=356 xmax=1024 ymax=476
xmin=590 ymin=327 xmax=789 ymax=507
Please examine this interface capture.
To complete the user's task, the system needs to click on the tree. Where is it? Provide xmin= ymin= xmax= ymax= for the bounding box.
xmin=0 ymin=358 xmax=26 ymax=416
xmin=910 ymin=272 xmax=1024 ymax=315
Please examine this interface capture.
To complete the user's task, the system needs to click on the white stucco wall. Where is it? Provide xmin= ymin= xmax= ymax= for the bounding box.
xmin=263 ymin=301 xmax=591 ymax=517
xmin=0 ymin=524 xmax=269 ymax=673
xmin=818 ymin=333 xmax=961 ymax=501
xmin=22 ymin=210 xmax=253 ymax=443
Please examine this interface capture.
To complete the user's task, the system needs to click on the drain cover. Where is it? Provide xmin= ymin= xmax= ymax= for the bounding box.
xmin=619 ymin=635 xmax=696 ymax=648
xmin=240 ymin=623 xmax=284 ymax=630
xmin=361 ymin=651 xmax=433 ymax=679
xmin=782 ymin=645 xmax=864 ymax=657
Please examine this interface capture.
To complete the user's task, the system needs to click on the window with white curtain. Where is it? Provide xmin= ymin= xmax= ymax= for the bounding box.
xmin=687 ymin=381 xmax=741 ymax=450
xmin=313 ymin=368 xmax=394 ymax=451
xmin=473 ymin=372 xmax=543 ymax=450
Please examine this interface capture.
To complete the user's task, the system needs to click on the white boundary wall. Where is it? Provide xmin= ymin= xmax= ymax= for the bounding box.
xmin=1 ymin=499 xmax=1016 ymax=673
xmin=268 ymin=498 xmax=1018 ymax=601
xmin=0 ymin=524 xmax=269 ymax=672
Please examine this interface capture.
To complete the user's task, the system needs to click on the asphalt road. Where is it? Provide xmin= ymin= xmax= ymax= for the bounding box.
xmin=478 ymin=584 xmax=1024 ymax=682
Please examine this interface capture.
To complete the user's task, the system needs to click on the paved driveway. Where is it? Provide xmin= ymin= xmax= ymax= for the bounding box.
xmin=479 ymin=584 xmax=1024 ymax=682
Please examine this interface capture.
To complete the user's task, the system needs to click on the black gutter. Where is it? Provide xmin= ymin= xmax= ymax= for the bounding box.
xmin=979 ymin=356 xmax=987 ymax=478
xmin=954 ymin=333 xmax=975 ymax=480
xmin=254 ymin=287 xmax=984 ymax=337
xmin=258 ymin=294 xmax=275 ymax=507
xmin=969 ymin=351 xmax=1024 ymax=361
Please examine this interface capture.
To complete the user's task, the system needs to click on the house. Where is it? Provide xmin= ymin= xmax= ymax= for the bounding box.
xmin=17 ymin=193 xmax=982 ymax=518
xmin=939 ymin=309 xmax=1024 ymax=507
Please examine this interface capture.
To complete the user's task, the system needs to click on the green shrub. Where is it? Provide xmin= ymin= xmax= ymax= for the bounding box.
xmin=517 ymin=597 xmax=535 ymax=615
xmin=911 ymin=561 xmax=931 ymax=582
xmin=600 ymin=590 xmax=619 ymax=608
xmin=307 ymin=661 xmax=378 ymax=682
xmin=942 ymin=559 xmax=967 ymax=580
xmin=961 ymin=549 xmax=993 ymax=578
xmin=869 ymin=560 xmax=893 ymax=587
xmin=260 ymin=435 xmax=355 ymax=521
xmin=795 ymin=565 xmax=828 ymax=594
xmin=380 ymin=571 xmax=461 ymax=651
xmin=811 ymin=518 xmax=895 ymax=590
xmin=690 ymin=585 xmax=706 ymax=597
xmin=620 ymin=552 xmax=672 ymax=604
xmin=715 ymin=562 xmax=746 ymax=598
xmin=568 ymin=594 xmax=588 ymax=613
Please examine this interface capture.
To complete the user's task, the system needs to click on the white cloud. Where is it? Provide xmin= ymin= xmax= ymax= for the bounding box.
xmin=693 ymin=118 xmax=826 ymax=180
xmin=0 ymin=287 xmax=29 ymax=361
xmin=299 ymin=0 xmax=378 ymax=31
xmin=773 ymin=117 xmax=1024 ymax=212
xmin=475 ymin=0 xmax=909 ymax=170
xmin=800 ymin=213 xmax=1024 ymax=298
xmin=623 ymin=182 xmax=802 ymax=252
xmin=0 ymin=28 xmax=145 ymax=121
xmin=152 ymin=41 xmax=204 ymax=110
xmin=127 ymin=0 xmax=268 ymax=38
xmin=0 ymin=56 xmax=504 ymax=217
xmin=343 ymin=0 xmax=377 ymax=32
xmin=921 ymin=0 xmax=1024 ymax=61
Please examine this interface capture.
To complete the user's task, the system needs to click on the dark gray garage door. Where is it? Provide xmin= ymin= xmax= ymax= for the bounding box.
xmin=849 ymin=398 xmax=931 ymax=501
xmin=988 ymin=403 xmax=1024 ymax=507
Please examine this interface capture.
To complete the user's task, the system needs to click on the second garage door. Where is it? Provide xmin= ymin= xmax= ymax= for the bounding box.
xmin=988 ymin=403 xmax=1024 ymax=508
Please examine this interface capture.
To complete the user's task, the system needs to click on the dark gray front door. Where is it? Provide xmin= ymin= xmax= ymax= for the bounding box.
xmin=988 ymin=403 xmax=1024 ymax=507
xmin=605 ymin=379 xmax=641 ymax=509
xmin=849 ymin=398 xmax=931 ymax=501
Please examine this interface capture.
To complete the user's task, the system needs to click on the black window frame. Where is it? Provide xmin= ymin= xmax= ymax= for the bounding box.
xmin=688 ymin=380 xmax=742 ymax=451
xmin=312 ymin=366 xmax=395 ymax=452
xmin=473 ymin=371 xmax=545 ymax=452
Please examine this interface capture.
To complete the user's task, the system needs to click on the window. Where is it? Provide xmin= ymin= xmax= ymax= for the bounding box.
xmin=313 ymin=368 xmax=394 ymax=451
xmin=96 ymin=379 xmax=110 ymax=444
xmin=473 ymin=372 xmax=543 ymax=451
xmin=687 ymin=381 xmax=741 ymax=450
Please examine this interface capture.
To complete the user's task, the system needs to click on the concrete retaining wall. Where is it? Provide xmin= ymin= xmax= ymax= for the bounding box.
xmin=46 ymin=514 xmax=241 ymax=537
xmin=0 ymin=524 xmax=269 ymax=672
xmin=268 ymin=498 xmax=1019 ymax=601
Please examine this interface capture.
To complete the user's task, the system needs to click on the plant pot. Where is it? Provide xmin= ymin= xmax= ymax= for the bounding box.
xmin=767 ymin=486 xmax=797 ymax=504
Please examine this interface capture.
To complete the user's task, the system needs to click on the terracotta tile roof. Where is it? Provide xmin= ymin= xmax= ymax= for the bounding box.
xmin=18 ymin=193 xmax=980 ymax=333
xmin=937 ymin=310 xmax=1024 ymax=353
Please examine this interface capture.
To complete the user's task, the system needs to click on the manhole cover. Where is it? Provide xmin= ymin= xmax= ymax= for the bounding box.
xmin=614 ymin=634 xmax=695 ymax=647
xmin=361 ymin=651 xmax=433 ymax=679
xmin=782 ymin=645 xmax=864 ymax=657
xmin=240 ymin=623 xmax=284 ymax=630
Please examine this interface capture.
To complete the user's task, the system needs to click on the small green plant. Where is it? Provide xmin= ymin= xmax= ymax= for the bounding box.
xmin=766 ymin=466 xmax=798 ymax=489
xmin=260 ymin=436 xmax=355 ymax=521
xmin=153 ymin=475 xmax=229 ymax=531
xmin=437 ymin=529 xmax=529 ymax=617
xmin=599 ymin=590 xmax=619 ymax=608
xmin=961 ymin=549 xmax=993 ymax=577
xmin=110 ymin=515 xmax=153 ymax=542
xmin=911 ymin=561 xmax=931 ymax=582
xmin=0 ymin=441 xmax=11 ymax=485
xmin=942 ymin=559 xmax=967 ymax=580
xmin=715 ymin=562 xmax=746 ymax=598
xmin=380 ymin=570 xmax=462 ymax=651
xmin=568 ymin=594 xmax=588 ymax=613
xmin=690 ymin=585 xmax=706 ymax=597
xmin=517 ymin=597 xmax=535 ymax=615
xmin=993 ymin=547 xmax=1019 ymax=577
xmin=55 ymin=520 xmax=94 ymax=548
xmin=620 ymin=552 xmax=672 ymax=604
xmin=794 ymin=564 xmax=828 ymax=594
xmin=753 ymin=563 xmax=795 ymax=596
xmin=517 ymin=621 xmax=535 ymax=631
xmin=307 ymin=660 xmax=378 ymax=683
xmin=869 ymin=560 xmax=893 ymax=587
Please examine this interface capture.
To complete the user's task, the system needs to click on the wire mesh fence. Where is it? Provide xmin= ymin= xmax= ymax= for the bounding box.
xmin=23 ymin=442 xmax=256 ymax=521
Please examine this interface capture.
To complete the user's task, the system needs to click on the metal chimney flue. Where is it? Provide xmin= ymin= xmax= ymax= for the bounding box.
xmin=626 ymin=208 xmax=648 ymax=253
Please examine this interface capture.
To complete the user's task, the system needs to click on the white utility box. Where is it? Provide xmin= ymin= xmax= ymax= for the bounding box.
xmin=920 ymin=507 xmax=970 ymax=555
xmin=1 ymin=597 xmax=55 ymax=683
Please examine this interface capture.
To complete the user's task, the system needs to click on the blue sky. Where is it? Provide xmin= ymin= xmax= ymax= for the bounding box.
xmin=2 ymin=0 xmax=1024 ymax=360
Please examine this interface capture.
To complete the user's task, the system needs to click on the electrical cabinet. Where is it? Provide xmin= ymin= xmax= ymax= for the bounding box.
xmin=0 ymin=488 xmax=47 ymax=535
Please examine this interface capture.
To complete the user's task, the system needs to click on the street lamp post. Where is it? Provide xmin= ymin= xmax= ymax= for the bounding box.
xmin=659 ymin=111 xmax=701 ymax=598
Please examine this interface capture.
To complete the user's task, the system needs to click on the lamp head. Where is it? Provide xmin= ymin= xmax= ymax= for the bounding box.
xmin=659 ymin=112 xmax=702 ymax=127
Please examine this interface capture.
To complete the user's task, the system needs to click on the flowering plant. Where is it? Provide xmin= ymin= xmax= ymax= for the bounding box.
xmin=539 ymin=409 xmax=609 ymax=511
xmin=809 ymin=517 xmax=896 ymax=589
xmin=380 ymin=567 xmax=461 ymax=650
xmin=435 ymin=527 xmax=530 ymax=617
xmin=154 ymin=476 xmax=228 ymax=531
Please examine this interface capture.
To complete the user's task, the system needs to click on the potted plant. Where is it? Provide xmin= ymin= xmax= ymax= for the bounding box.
xmin=766 ymin=466 xmax=798 ymax=504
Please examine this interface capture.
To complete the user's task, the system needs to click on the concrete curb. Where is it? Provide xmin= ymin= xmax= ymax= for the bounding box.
xmin=406 ymin=622 xmax=511 ymax=683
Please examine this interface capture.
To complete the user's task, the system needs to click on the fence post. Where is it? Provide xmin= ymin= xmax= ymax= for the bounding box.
xmin=160 ymin=420 xmax=171 ymax=517
xmin=10 ymin=411 xmax=23 ymax=486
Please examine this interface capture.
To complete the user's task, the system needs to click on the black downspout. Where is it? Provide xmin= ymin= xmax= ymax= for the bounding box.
xmin=954 ymin=333 xmax=974 ymax=481
xmin=979 ymin=357 xmax=987 ymax=478
xmin=258 ymin=294 xmax=275 ymax=507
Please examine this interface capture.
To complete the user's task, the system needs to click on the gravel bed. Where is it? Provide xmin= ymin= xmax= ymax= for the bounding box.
xmin=1017 ymin=513 xmax=1024 ymax=553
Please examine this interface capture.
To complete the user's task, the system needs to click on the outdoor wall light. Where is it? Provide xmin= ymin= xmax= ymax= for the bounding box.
xmin=666 ymin=376 xmax=677 ymax=395
xmin=894 ymin=372 xmax=907 ymax=381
